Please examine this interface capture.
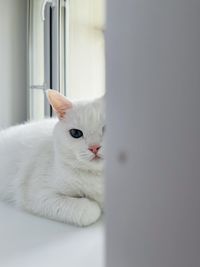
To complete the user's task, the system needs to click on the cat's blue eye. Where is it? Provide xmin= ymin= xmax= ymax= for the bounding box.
xmin=69 ymin=129 xmax=83 ymax=138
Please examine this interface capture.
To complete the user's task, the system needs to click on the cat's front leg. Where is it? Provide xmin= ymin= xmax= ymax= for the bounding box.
xmin=22 ymin=193 xmax=101 ymax=227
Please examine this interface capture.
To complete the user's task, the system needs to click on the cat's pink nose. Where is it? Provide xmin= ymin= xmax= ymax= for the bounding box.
xmin=89 ymin=144 xmax=101 ymax=154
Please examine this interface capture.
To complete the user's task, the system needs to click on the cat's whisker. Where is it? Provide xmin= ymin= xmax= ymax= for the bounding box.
xmin=78 ymin=151 xmax=93 ymax=161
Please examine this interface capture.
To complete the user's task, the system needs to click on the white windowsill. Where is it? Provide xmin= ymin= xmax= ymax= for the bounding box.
xmin=0 ymin=202 xmax=104 ymax=267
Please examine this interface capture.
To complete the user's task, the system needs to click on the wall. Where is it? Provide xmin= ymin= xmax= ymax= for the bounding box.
xmin=106 ymin=1 xmax=200 ymax=267
xmin=0 ymin=0 xmax=27 ymax=128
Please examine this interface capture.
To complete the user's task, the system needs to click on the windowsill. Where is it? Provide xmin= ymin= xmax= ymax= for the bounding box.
xmin=0 ymin=202 xmax=104 ymax=267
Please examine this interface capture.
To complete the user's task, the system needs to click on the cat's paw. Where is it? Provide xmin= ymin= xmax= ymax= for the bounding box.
xmin=78 ymin=199 xmax=101 ymax=227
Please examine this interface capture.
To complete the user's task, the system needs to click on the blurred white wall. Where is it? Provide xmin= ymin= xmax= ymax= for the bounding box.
xmin=0 ymin=0 xmax=27 ymax=128
xmin=106 ymin=1 xmax=200 ymax=267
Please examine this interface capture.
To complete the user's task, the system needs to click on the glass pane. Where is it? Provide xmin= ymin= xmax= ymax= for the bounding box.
xmin=65 ymin=0 xmax=105 ymax=100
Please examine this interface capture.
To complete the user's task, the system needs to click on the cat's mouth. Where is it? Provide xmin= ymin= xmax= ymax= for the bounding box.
xmin=91 ymin=155 xmax=102 ymax=161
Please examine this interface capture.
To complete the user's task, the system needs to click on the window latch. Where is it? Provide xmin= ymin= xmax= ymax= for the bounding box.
xmin=30 ymin=83 xmax=47 ymax=91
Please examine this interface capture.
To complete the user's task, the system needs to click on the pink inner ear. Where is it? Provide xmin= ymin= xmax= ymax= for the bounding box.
xmin=47 ymin=90 xmax=72 ymax=119
xmin=56 ymin=103 xmax=71 ymax=118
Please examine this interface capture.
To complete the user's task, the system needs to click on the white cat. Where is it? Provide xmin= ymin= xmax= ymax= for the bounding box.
xmin=0 ymin=90 xmax=105 ymax=227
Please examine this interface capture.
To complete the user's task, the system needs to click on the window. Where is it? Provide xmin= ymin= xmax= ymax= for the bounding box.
xmin=28 ymin=0 xmax=105 ymax=120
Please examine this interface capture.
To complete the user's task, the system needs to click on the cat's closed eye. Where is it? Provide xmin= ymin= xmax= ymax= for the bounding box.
xmin=69 ymin=129 xmax=83 ymax=138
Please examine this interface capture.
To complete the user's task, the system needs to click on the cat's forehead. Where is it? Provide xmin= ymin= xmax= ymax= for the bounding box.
xmin=67 ymin=99 xmax=105 ymax=131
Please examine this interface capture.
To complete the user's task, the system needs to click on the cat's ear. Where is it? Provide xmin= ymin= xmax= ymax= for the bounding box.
xmin=46 ymin=90 xmax=72 ymax=119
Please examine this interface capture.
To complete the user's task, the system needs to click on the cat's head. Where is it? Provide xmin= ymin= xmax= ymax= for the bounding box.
xmin=47 ymin=90 xmax=105 ymax=172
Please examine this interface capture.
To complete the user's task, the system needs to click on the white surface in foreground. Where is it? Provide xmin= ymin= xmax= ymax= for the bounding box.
xmin=0 ymin=202 xmax=104 ymax=267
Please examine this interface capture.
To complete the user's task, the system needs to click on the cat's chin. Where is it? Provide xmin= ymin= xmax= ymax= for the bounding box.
xmin=78 ymin=158 xmax=104 ymax=173
xmin=91 ymin=155 xmax=102 ymax=161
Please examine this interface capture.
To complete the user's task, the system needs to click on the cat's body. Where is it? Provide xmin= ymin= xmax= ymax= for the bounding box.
xmin=0 ymin=91 xmax=104 ymax=226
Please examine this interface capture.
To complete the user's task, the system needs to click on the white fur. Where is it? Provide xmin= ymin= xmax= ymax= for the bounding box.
xmin=0 ymin=97 xmax=105 ymax=226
